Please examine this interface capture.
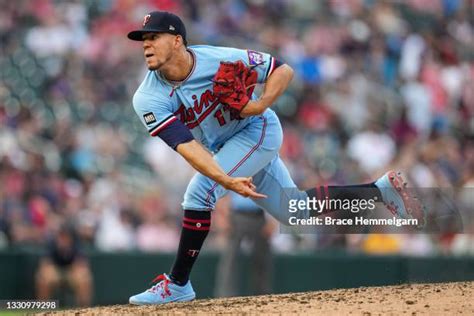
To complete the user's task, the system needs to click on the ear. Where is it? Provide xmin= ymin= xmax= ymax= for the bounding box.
xmin=175 ymin=35 xmax=184 ymax=48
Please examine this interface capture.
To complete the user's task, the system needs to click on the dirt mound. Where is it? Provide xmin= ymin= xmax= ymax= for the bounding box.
xmin=41 ymin=281 xmax=473 ymax=315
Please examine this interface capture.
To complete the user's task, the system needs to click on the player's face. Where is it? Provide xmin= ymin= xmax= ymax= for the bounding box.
xmin=142 ymin=33 xmax=176 ymax=71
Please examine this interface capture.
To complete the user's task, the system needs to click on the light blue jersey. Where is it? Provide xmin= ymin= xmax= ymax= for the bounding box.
xmin=132 ymin=45 xmax=308 ymax=223
xmin=133 ymin=45 xmax=277 ymax=152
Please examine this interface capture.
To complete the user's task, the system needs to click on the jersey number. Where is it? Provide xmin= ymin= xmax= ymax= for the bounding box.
xmin=213 ymin=106 xmax=242 ymax=126
xmin=213 ymin=109 xmax=226 ymax=126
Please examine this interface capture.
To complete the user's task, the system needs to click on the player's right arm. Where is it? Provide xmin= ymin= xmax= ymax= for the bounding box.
xmin=175 ymin=140 xmax=266 ymax=198
xmin=133 ymin=89 xmax=265 ymax=199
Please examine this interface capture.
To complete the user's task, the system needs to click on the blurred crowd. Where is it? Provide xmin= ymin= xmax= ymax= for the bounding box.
xmin=0 ymin=0 xmax=473 ymax=256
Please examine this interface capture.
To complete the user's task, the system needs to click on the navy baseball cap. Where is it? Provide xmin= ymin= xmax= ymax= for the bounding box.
xmin=127 ymin=11 xmax=187 ymax=44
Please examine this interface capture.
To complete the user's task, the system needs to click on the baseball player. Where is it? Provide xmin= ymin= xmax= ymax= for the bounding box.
xmin=127 ymin=11 xmax=423 ymax=305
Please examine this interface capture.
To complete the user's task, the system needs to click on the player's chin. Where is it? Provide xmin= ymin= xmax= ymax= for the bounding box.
xmin=146 ymin=63 xmax=159 ymax=71
xmin=145 ymin=60 xmax=160 ymax=71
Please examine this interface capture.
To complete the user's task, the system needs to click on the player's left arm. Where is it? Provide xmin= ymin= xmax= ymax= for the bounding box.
xmin=239 ymin=62 xmax=294 ymax=117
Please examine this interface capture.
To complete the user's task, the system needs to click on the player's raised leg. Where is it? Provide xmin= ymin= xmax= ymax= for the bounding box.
xmin=374 ymin=171 xmax=425 ymax=224
xmin=249 ymin=157 xmax=424 ymax=226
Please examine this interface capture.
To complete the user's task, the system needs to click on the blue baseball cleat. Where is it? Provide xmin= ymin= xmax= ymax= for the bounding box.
xmin=375 ymin=171 xmax=425 ymax=226
xmin=129 ymin=274 xmax=196 ymax=305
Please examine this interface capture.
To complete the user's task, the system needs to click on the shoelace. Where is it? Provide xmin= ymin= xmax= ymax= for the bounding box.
xmin=148 ymin=274 xmax=172 ymax=297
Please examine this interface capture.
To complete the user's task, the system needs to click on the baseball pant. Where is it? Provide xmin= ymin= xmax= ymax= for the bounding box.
xmin=182 ymin=110 xmax=309 ymax=224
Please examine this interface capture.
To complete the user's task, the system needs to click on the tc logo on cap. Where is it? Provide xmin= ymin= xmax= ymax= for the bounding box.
xmin=142 ymin=14 xmax=151 ymax=26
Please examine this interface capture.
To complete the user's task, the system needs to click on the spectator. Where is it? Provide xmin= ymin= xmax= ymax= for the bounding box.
xmin=35 ymin=225 xmax=92 ymax=306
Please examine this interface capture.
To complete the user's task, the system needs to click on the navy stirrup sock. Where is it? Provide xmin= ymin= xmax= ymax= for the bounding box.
xmin=169 ymin=210 xmax=211 ymax=286
xmin=305 ymin=183 xmax=382 ymax=214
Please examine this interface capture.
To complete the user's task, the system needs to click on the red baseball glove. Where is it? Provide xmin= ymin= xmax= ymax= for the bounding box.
xmin=212 ymin=60 xmax=258 ymax=113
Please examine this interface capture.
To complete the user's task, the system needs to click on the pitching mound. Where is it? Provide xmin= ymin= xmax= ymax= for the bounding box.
xmin=42 ymin=281 xmax=473 ymax=315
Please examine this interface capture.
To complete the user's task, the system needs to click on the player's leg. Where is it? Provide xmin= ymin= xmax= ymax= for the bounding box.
xmin=308 ymin=171 xmax=425 ymax=223
xmin=250 ymin=156 xmax=423 ymax=226
xmin=374 ymin=171 xmax=425 ymax=222
xmin=130 ymin=115 xmax=282 ymax=305
xmin=249 ymin=155 xmax=310 ymax=224
xmin=182 ymin=114 xmax=282 ymax=211
xmin=172 ymin=115 xmax=280 ymax=281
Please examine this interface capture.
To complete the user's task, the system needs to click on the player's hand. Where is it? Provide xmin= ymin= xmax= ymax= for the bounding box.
xmin=239 ymin=100 xmax=265 ymax=118
xmin=225 ymin=177 xmax=267 ymax=199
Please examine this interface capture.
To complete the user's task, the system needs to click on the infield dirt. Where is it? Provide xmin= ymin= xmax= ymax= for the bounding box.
xmin=39 ymin=281 xmax=473 ymax=315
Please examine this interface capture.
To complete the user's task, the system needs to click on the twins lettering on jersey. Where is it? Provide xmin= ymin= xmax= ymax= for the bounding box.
xmin=173 ymin=89 xmax=241 ymax=129
xmin=174 ymin=89 xmax=217 ymax=128
xmin=147 ymin=88 xmax=240 ymax=136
